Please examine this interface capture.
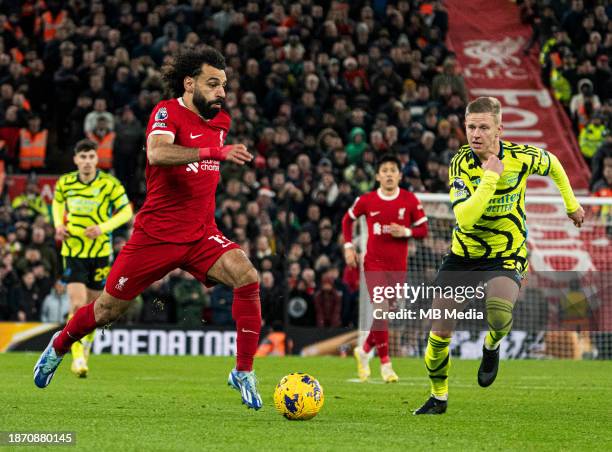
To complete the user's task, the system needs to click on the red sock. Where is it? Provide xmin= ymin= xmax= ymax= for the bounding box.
xmin=53 ymin=301 xmax=98 ymax=355
xmin=373 ymin=329 xmax=390 ymax=364
xmin=363 ymin=330 xmax=376 ymax=353
xmin=232 ymin=282 xmax=261 ymax=372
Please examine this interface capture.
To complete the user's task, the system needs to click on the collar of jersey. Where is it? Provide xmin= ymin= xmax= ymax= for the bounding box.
xmin=78 ymin=169 xmax=99 ymax=185
xmin=377 ymin=187 xmax=400 ymax=201
xmin=471 ymin=140 xmax=505 ymax=165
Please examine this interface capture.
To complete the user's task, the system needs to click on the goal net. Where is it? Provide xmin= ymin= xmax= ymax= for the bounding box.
xmin=357 ymin=184 xmax=612 ymax=360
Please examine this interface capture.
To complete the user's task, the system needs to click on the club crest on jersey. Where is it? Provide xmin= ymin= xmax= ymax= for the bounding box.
xmin=115 ymin=276 xmax=128 ymax=291
xmin=452 ymin=178 xmax=466 ymax=190
xmin=398 ymin=208 xmax=406 ymax=220
xmin=155 ymin=107 xmax=168 ymax=121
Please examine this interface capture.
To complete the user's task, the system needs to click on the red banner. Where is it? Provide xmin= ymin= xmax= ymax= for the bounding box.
xmin=446 ymin=0 xmax=590 ymax=190
xmin=7 ymin=174 xmax=58 ymax=204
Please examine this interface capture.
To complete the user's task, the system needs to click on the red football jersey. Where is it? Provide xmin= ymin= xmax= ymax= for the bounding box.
xmin=344 ymin=188 xmax=427 ymax=270
xmin=134 ymin=97 xmax=231 ymax=243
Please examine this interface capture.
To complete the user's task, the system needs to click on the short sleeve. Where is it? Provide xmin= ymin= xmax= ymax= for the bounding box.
xmin=147 ymin=103 xmax=178 ymax=141
xmin=348 ymin=195 xmax=367 ymax=220
xmin=409 ymin=194 xmax=427 ymax=226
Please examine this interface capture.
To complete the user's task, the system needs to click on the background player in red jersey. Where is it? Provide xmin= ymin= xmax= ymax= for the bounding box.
xmin=34 ymin=48 xmax=264 ymax=410
xmin=342 ymin=154 xmax=428 ymax=382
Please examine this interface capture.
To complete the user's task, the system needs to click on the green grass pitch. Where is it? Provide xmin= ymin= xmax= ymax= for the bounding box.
xmin=2 ymin=354 xmax=611 ymax=451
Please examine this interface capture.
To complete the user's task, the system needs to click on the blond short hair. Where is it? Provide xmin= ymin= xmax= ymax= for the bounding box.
xmin=465 ymin=97 xmax=502 ymax=123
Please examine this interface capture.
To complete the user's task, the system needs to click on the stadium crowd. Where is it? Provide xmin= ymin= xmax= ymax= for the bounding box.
xmin=0 ymin=0 xmax=610 ymax=328
xmin=522 ymin=0 xmax=612 ymax=189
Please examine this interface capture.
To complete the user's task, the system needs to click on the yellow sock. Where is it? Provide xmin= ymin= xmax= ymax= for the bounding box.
xmin=71 ymin=340 xmax=84 ymax=360
xmin=484 ymin=297 xmax=514 ymax=350
xmin=424 ymin=332 xmax=451 ymax=399
xmin=81 ymin=329 xmax=96 ymax=360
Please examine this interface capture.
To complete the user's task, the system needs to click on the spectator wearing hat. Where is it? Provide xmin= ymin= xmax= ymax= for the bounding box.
xmin=345 ymin=127 xmax=367 ymax=164
xmin=570 ymin=78 xmax=602 ymax=132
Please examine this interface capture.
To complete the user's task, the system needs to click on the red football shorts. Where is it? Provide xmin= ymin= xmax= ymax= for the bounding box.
xmin=363 ymin=260 xmax=408 ymax=308
xmin=105 ymin=227 xmax=240 ymax=300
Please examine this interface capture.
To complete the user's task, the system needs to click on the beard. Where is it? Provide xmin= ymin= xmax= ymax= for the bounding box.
xmin=193 ymin=89 xmax=225 ymax=120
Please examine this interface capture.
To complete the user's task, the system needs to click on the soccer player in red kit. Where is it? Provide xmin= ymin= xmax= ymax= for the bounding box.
xmin=342 ymin=154 xmax=428 ymax=382
xmin=34 ymin=48 xmax=263 ymax=410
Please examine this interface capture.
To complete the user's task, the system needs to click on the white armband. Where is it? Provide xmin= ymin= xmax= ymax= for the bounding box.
xmin=404 ymin=227 xmax=412 ymax=238
xmin=344 ymin=242 xmax=355 ymax=249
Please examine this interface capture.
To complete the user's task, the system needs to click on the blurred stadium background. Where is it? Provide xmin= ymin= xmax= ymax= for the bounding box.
xmin=0 ymin=0 xmax=611 ymax=362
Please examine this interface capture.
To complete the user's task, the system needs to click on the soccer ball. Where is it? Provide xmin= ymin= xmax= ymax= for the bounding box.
xmin=273 ymin=373 xmax=324 ymax=420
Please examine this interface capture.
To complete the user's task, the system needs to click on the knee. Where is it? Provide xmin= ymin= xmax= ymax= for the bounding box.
xmin=235 ymin=266 xmax=259 ymax=288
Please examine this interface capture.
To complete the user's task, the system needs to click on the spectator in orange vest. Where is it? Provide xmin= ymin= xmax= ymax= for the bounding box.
xmin=18 ymin=114 xmax=48 ymax=171
xmin=86 ymin=116 xmax=115 ymax=170
xmin=34 ymin=0 xmax=68 ymax=43
xmin=255 ymin=322 xmax=293 ymax=356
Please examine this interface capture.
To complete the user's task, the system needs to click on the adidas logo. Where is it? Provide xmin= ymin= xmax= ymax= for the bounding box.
xmin=186 ymin=162 xmax=199 ymax=173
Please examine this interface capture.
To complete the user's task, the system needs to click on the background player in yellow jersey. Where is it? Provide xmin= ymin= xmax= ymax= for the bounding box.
xmin=53 ymin=139 xmax=133 ymax=377
xmin=414 ymin=97 xmax=585 ymax=415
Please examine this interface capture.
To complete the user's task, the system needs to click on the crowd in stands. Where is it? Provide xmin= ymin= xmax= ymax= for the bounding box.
xmin=0 ymin=1 xmax=610 ymax=328
xmin=522 ymin=0 xmax=612 ymax=192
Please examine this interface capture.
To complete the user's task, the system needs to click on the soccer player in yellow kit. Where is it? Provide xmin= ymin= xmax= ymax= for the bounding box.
xmin=53 ymin=139 xmax=133 ymax=377
xmin=414 ymin=97 xmax=585 ymax=414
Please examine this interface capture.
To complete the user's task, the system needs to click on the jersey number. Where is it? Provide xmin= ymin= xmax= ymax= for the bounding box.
xmin=208 ymin=234 xmax=232 ymax=248
xmin=94 ymin=266 xmax=111 ymax=282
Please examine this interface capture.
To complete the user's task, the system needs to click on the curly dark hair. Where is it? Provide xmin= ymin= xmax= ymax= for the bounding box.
xmin=161 ymin=47 xmax=226 ymax=98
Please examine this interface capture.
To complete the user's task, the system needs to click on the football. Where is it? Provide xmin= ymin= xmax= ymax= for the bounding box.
xmin=273 ymin=373 xmax=324 ymax=420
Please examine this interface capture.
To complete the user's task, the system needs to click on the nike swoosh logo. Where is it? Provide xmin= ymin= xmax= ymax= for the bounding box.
xmin=241 ymin=328 xmax=258 ymax=335
xmin=370 ymin=211 xmax=380 ymax=216
xmin=190 ymin=133 xmax=203 ymax=139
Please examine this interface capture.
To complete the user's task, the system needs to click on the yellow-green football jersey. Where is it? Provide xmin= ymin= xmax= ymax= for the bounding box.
xmin=448 ymin=141 xmax=552 ymax=260
xmin=53 ymin=170 xmax=129 ymax=258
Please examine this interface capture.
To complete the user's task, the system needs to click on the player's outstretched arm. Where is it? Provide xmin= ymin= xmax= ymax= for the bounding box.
xmin=547 ymin=153 xmax=584 ymax=227
xmin=147 ymin=134 xmax=252 ymax=166
xmin=452 ymin=156 xmax=503 ymax=230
